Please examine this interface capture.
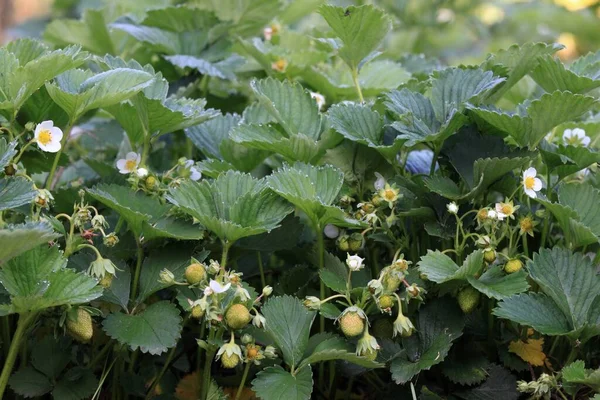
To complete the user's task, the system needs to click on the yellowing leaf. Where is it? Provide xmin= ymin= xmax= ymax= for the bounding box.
xmin=508 ymin=338 xmax=546 ymax=366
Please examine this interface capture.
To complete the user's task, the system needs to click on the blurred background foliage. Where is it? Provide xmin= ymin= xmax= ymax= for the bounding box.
xmin=3 ymin=0 xmax=600 ymax=65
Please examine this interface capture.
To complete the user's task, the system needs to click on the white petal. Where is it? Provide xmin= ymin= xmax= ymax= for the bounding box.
xmin=190 ymin=168 xmax=201 ymax=181
xmin=582 ymin=136 xmax=591 ymax=147
xmin=50 ymin=127 xmax=63 ymax=142
xmin=573 ymin=128 xmax=586 ymax=137
xmin=39 ymin=120 xmax=54 ymax=130
xmin=125 ymin=152 xmax=139 ymax=161
xmin=184 ymin=159 xmax=194 ymax=168
xmin=532 ymin=178 xmax=542 ymax=191
xmin=524 ymin=167 xmax=537 ymax=178
xmin=562 ymin=129 xmax=572 ymax=140
xmin=524 ymin=188 xmax=537 ymax=199
xmin=374 ymin=172 xmax=385 ymax=190
xmin=116 ymin=159 xmax=127 ymax=170
xmin=38 ymin=141 xmax=60 ymax=153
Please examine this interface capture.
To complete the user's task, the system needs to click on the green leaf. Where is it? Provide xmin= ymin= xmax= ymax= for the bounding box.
xmin=493 ymin=293 xmax=572 ymax=336
xmin=0 ymin=38 xmax=87 ymax=116
xmin=167 ymin=171 xmax=292 ymax=242
xmin=267 ymin=162 xmax=362 ymax=228
xmin=318 ymin=252 xmax=348 ymax=293
xmin=52 ymin=368 xmax=98 ymax=400
xmin=136 ymin=245 xmax=195 ymax=303
xmin=0 ymin=245 xmax=66 ymax=298
xmin=31 ymin=336 xmax=70 ymax=379
xmin=327 ymin=102 xmax=402 ymax=160
xmin=467 ymin=266 xmax=529 ymax=300
xmin=441 ymin=350 xmax=489 ymax=386
xmin=44 ymin=9 xmax=115 ymax=55
xmin=531 ymin=54 xmax=600 ymax=94
xmin=540 ymin=142 xmax=600 ymax=181
xmin=390 ymin=299 xmax=464 ymax=384
xmin=88 ymin=184 xmax=202 ymax=241
xmin=252 ymin=366 xmax=313 ymax=400
xmin=470 ymin=91 xmax=597 ymax=148
xmin=318 ymin=4 xmax=392 ymax=72
xmin=165 ymin=54 xmax=243 ymax=81
xmin=562 ymin=360 xmax=600 ymax=393
xmin=261 ymin=295 xmax=316 ymax=368
xmin=102 ymin=301 xmax=182 ymax=355
xmin=195 ymin=0 xmax=282 ymax=37
xmin=482 ymin=42 xmax=563 ymax=102
xmin=46 ymin=67 xmax=155 ymax=120
xmin=528 ymin=247 xmax=600 ymax=332
xmin=417 ymin=250 xmax=483 ymax=284
xmin=430 ymin=68 xmax=504 ymax=122
xmin=9 ymin=367 xmax=52 ymax=398
xmin=0 ymin=222 xmax=60 ymax=264
xmin=0 ymin=138 xmax=17 ymax=169
xmin=250 ymin=78 xmax=323 ymax=140
xmin=298 ymin=334 xmax=383 ymax=370
xmin=0 ymin=178 xmax=36 ymax=211
xmin=456 ymin=365 xmax=519 ymax=400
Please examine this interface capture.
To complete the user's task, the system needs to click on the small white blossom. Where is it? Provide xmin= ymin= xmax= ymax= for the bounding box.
xmin=563 ymin=128 xmax=590 ymax=147
xmin=310 ymin=92 xmax=326 ymax=111
xmin=446 ymin=202 xmax=459 ymax=214
xmin=34 ymin=121 xmax=63 ymax=153
xmin=136 ymin=167 xmax=148 ymax=178
xmin=346 ymin=254 xmax=364 ymax=271
xmin=204 ymin=279 xmax=231 ymax=296
xmin=252 ymin=313 xmax=266 ymax=328
xmin=374 ymin=172 xmax=386 ymax=191
xmin=522 ymin=167 xmax=543 ymax=199
xmin=487 ymin=210 xmax=498 ymax=220
xmin=263 ymin=26 xmax=273 ymax=41
xmin=116 ymin=152 xmax=141 ymax=174
xmin=235 ymin=285 xmax=251 ymax=301
xmin=183 ymin=159 xmax=202 ymax=181
xmin=324 ymin=224 xmax=340 ymax=239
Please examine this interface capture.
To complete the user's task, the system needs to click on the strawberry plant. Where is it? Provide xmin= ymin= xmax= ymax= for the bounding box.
xmin=1 ymin=0 xmax=600 ymax=399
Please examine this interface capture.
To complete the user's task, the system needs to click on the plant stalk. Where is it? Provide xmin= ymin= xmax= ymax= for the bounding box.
xmin=0 ymin=312 xmax=37 ymax=399
xmin=234 ymin=362 xmax=251 ymax=400
xmin=351 ymin=68 xmax=364 ymax=103
xmin=130 ymin=238 xmax=144 ymax=303
xmin=45 ymin=122 xmax=74 ymax=189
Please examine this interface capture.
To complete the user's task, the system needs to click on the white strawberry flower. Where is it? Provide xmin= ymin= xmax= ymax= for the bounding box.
xmin=204 ymin=279 xmax=231 ymax=296
xmin=522 ymin=167 xmax=543 ymax=199
xmin=446 ymin=202 xmax=458 ymax=214
xmin=346 ymin=254 xmax=364 ymax=271
xmin=184 ymin=160 xmax=202 ymax=181
xmin=563 ymin=128 xmax=590 ymax=147
xmin=310 ymin=92 xmax=326 ymax=111
xmin=374 ymin=172 xmax=386 ymax=190
xmin=34 ymin=120 xmax=63 ymax=153
xmin=116 ymin=152 xmax=141 ymax=174
xmin=136 ymin=167 xmax=149 ymax=178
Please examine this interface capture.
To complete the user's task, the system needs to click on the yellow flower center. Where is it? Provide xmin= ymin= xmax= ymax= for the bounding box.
xmin=38 ymin=130 xmax=52 ymax=146
xmin=520 ymin=218 xmax=533 ymax=232
xmin=501 ymin=205 xmax=513 ymax=215
xmin=272 ymin=59 xmax=287 ymax=72
xmin=125 ymin=159 xmax=137 ymax=171
xmin=383 ymin=189 xmax=396 ymax=201
xmin=524 ymin=176 xmax=535 ymax=190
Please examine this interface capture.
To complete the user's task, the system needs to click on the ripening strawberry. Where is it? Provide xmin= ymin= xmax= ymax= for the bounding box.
xmin=221 ymin=352 xmax=240 ymax=368
xmin=225 ymin=304 xmax=252 ymax=330
xmin=67 ymin=308 xmax=93 ymax=343
xmin=339 ymin=311 xmax=365 ymax=337
xmin=505 ymin=259 xmax=523 ymax=274
xmin=184 ymin=263 xmax=206 ymax=285
xmin=457 ymin=287 xmax=480 ymax=314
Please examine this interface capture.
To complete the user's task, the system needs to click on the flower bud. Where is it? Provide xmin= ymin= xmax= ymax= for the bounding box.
xmin=89 ymin=257 xmax=117 ymax=279
xmin=324 ymin=224 xmax=340 ymax=239
xmin=159 ymin=269 xmax=176 ymax=285
xmin=264 ymin=345 xmax=277 ymax=359
xmin=25 ymin=122 xmax=35 ymax=131
xmin=241 ymin=334 xmax=254 ymax=345
xmin=262 ymin=285 xmax=273 ymax=297
xmin=303 ymin=296 xmax=321 ymax=310
xmin=103 ymin=233 xmax=119 ymax=247
xmin=92 ymin=214 xmax=108 ymax=230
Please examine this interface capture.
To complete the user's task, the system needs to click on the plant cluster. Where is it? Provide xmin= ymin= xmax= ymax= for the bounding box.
xmin=1 ymin=0 xmax=600 ymax=399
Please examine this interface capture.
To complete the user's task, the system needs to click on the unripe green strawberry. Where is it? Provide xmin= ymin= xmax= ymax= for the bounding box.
xmin=339 ymin=312 xmax=365 ymax=337
xmin=457 ymin=287 xmax=480 ymax=314
xmin=382 ymin=274 xmax=401 ymax=292
xmin=67 ymin=309 xmax=93 ymax=343
xmin=185 ymin=263 xmax=206 ymax=285
xmin=504 ymin=259 xmax=523 ymax=274
xmin=191 ymin=305 xmax=204 ymax=319
xmin=378 ymin=295 xmax=394 ymax=310
xmin=337 ymin=234 xmax=350 ymax=252
xmin=348 ymin=233 xmax=364 ymax=251
xmin=221 ymin=353 xmax=240 ymax=369
xmin=99 ymin=274 xmax=113 ymax=289
xmin=360 ymin=349 xmax=378 ymax=361
xmin=483 ymin=249 xmax=496 ymax=264
xmin=225 ymin=304 xmax=252 ymax=330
